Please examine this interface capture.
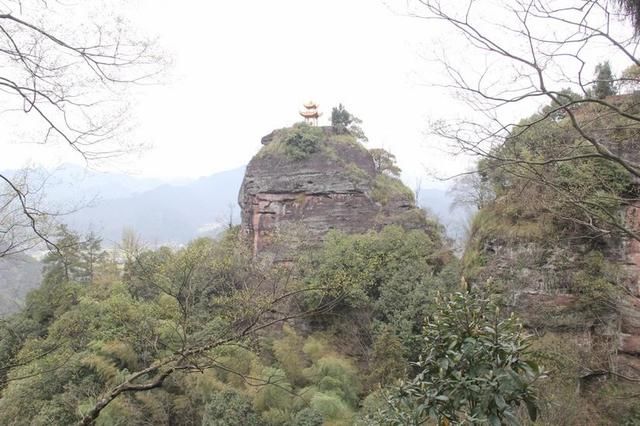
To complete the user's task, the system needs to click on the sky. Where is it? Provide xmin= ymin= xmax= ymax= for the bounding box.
xmin=1 ymin=0 xmax=635 ymax=188
xmin=125 ymin=0 xmax=469 ymax=187
xmin=0 ymin=0 xmax=471 ymax=188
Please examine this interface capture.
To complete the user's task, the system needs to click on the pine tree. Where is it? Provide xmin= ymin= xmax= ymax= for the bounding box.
xmin=594 ymin=61 xmax=617 ymax=99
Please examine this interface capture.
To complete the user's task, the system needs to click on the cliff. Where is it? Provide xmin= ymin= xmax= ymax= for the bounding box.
xmin=238 ymin=124 xmax=426 ymax=256
xmin=456 ymin=94 xmax=640 ymax=420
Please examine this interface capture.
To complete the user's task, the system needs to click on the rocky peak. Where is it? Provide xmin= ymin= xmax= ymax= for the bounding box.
xmin=238 ymin=124 xmax=424 ymax=256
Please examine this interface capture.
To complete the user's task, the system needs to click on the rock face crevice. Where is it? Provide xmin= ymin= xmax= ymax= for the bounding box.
xmin=238 ymin=126 xmax=420 ymax=256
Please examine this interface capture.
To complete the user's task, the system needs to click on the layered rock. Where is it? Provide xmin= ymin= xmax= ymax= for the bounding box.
xmin=238 ymin=126 xmax=420 ymax=256
xmin=465 ymin=203 xmax=640 ymax=378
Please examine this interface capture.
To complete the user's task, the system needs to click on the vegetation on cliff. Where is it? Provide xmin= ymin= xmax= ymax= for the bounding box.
xmin=256 ymin=121 xmax=416 ymax=210
xmin=260 ymin=123 xmax=325 ymax=161
xmin=458 ymin=90 xmax=640 ymax=422
xmin=0 ymin=219 xmax=473 ymax=425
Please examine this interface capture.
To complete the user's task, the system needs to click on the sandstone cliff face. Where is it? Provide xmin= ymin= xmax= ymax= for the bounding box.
xmin=238 ymin=126 xmax=419 ymax=256
xmin=620 ymin=202 xmax=640 ymax=363
xmin=466 ymin=206 xmax=640 ymax=378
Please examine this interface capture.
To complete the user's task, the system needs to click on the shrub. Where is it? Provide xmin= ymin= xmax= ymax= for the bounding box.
xmin=384 ymin=292 xmax=545 ymax=425
xmin=202 ymin=391 xmax=259 ymax=426
xmin=370 ymin=174 xmax=414 ymax=206
xmin=272 ymin=325 xmax=308 ymax=386
xmin=293 ymin=408 xmax=324 ymax=426
xmin=276 ymin=123 xmax=323 ymax=160
xmin=309 ymin=393 xmax=354 ymax=423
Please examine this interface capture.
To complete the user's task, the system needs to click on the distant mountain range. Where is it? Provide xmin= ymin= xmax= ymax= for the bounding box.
xmin=61 ymin=166 xmax=246 ymax=246
xmin=3 ymin=164 xmax=469 ymax=247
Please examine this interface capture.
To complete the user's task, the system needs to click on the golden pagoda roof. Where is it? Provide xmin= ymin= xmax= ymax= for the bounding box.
xmin=303 ymin=100 xmax=319 ymax=109
xmin=299 ymin=110 xmax=322 ymax=118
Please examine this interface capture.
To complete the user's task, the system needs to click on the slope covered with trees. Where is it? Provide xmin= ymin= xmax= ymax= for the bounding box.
xmin=0 ymin=222 xmax=464 ymax=424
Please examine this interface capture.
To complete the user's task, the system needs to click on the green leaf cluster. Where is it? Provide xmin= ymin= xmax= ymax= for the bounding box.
xmin=383 ymin=292 xmax=545 ymax=425
xmin=271 ymin=123 xmax=324 ymax=160
xmin=370 ymin=174 xmax=415 ymax=206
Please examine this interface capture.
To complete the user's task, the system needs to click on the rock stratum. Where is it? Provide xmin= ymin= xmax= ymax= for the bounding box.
xmin=463 ymin=96 xmax=640 ymax=384
xmin=238 ymin=125 xmax=425 ymax=256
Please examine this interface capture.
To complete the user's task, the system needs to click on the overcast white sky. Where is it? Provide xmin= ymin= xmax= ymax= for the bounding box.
xmin=1 ymin=0 xmax=634 ymax=188
xmin=126 ymin=0 xmax=472 ymax=187
xmin=1 ymin=0 xmax=473 ymax=188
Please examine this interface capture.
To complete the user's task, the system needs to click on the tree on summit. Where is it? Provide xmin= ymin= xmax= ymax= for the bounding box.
xmin=331 ymin=104 xmax=368 ymax=142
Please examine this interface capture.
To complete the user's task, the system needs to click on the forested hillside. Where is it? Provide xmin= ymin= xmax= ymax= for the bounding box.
xmin=0 ymin=223 xmax=460 ymax=424
xmin=4 ymin=0 xmax=640 ymax=425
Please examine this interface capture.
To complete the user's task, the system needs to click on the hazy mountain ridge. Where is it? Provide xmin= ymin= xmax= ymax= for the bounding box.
xmin=418 ymin=188 xmax=472 ymax=243
xmin=63 ymin=166 xmax=247 ymax=245
xmin=3 ymin=165 xmax=465 ymax=247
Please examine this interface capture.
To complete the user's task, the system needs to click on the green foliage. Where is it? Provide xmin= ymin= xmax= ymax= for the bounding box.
xmin=0 ymin=228 xmax=283 ymax=426
xmin=367 ymin=326 xmax=406 ymax=389
xmin=331 ymin=103 xmax=368 ymax=142
xmin=253 ymin=330 xmax=363 ymax=425
xmin=304 ymin=225 xmax=453 ymax=360
xmin=344 ymin=162 xmax=371 ymax=188
xmin=96 ymin=393 xmax=171 ymax=426
xmin=305 ymin=355 xmax=360 ymax=407
xmin=524 ymin=332 xmax=614 ymax=425
xmin=476 ymin=99 xmax=634 ymax=248
xmin=273 ymin=325 xmax=308 ymax=386
xmin=371 ymin=174 xmax=415 ymax=206
xmin=254 ymin=367 xmax=294 ymax=417
xmin=293 ymin=407 xmax=324 ymax=425
xmin=593 ymin=61 xmax=617 ymax=99
xmin=0 ymin=212 xmax=456 ymax=425
xmin=308 ymin=225 xmax=447 ymax=304
xmin=572 ymin=251 xmax=619 ymax=317
xmin=202 ymin=390 xmax=259 ymax=426
xmin=620 ymin=63 xmax=640 ymax=92
xmin=357 ymin=390 xmax=389 ymax=424
xmin=369 ymin=148 xmax=402 ymax=177
xmin=384 ymin=292 xmax=545 ymax=425
xmin=331 ymin=103 xmax=353 ymax=129
xmin=42 ymin=225 xmax=108 ymax=285
xmin=309 ymin=392 xmax=353 ymax=424
xmin=271 ymin=123 xmax=324 ymax=160
xmin=0 ymin=280 xmax=162 ymax=424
